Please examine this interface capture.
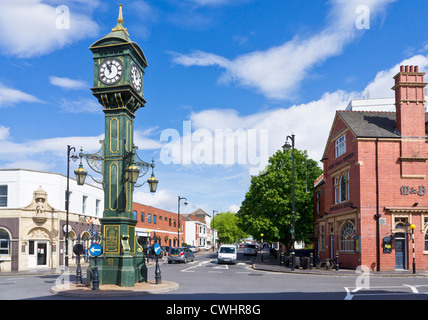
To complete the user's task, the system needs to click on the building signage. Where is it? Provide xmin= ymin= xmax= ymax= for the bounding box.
xmin=400 ymin=186 xmax=426 ymax=196
xmin=105 ymin=225 xmax=120 ymax=254
xmin=383 ymin=237 xmax=392 ymax=253
xmin=328 ymin=152 xmax=354 ymax=170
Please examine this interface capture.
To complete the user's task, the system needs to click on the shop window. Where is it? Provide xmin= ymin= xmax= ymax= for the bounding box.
xmin=0 ymin=229 xmax=10 ymax=256
xmin=335 ymin=134 xmax=346 ymax=158
xmin=340 ymin=221 xmax=355 ymax=252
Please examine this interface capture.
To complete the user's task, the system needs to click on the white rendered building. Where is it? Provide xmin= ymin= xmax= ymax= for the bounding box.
xmin=0 ymin=169 xmax=103 ymax=272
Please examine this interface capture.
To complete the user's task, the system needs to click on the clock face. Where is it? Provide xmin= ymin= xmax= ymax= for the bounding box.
xmin=130 ymin=64 xmax=142 ymax=92
xmin=99 ymin=58 xmax=123 ymax=85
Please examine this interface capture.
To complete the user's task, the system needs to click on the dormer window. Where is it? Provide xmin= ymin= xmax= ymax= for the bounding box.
xmin=335 ymin=134 xmax=346 ymax=158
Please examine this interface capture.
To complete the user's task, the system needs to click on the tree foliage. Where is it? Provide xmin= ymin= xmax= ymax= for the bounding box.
xmin=237 ymin=149 xmax=322 ymax=247
xmin=212 ymin=211 xmax=248 ymax=244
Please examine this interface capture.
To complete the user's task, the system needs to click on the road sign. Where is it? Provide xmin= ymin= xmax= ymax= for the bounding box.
xmin=89 ymin=243 xmax=103 ymax=257
xmin=153 ymin=243 xmax=161 ymax=255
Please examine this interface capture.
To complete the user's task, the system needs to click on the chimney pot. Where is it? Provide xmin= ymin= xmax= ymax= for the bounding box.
xmin=415 ymin=66 xmax=419 ymax=72
xmin=400 ymin=66 xmax=404 ymax=72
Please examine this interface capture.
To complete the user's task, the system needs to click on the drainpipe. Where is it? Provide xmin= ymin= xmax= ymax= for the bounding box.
xmin=375 ymin=138 xmax=381 ymax=272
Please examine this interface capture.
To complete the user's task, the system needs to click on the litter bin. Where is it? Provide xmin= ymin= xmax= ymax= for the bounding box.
xmin=294 ymin=256 xmax=300 ymax=269
xmin=301 ymin=256 xmax=309 ymax=269
xmin=284 ymin=255 xmax=290 ymax=267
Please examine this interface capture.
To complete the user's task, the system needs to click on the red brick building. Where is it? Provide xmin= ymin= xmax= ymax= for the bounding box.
xmin=133 ymin=202 xmax=185 ymax=248
xmin=314 ymin=65 xmax=428 ymax=271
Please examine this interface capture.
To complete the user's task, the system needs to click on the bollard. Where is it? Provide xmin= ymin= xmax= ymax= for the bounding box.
xmin=291 ymin=252 xmax=295 ymax=271
xmin=310 ymin=253 xmax=313 ymax=270
xmin=92 ymin=257 xmax=100 ymax=290
xmin=155 ymin=254 xmax=162 ymax=284
xmin=76 ymin=254 xmax=83 ymax=284
xmin=335 ymin=252 xmax=339 ymax=271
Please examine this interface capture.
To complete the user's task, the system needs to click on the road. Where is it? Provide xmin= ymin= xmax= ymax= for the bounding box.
xmin=1 ymin=249 xmax=428 ymax=301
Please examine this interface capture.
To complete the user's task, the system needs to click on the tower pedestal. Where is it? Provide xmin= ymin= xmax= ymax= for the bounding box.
xmin=92 ymin=217 xmax=147 ymax=287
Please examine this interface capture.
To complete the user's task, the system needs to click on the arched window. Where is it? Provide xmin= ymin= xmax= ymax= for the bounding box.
xmin=334 ymin=171 xmax=350 ymax=204
xmin=0 ymin=229 xmax=10 ymax=256
xmin=340 ymin=221 xmax=355 ymax=252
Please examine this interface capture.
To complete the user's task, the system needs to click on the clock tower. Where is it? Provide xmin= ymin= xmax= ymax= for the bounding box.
xmin=88 ymin=5 xmax=150 ymax=287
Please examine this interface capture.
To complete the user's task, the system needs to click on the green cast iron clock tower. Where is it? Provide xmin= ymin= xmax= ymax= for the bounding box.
xmin=88 ymin=4 xmax=150 ymax=287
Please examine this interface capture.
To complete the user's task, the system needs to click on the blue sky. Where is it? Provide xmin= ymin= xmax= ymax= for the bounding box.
xmin=1 ymin=0 xmax=428 ymax=214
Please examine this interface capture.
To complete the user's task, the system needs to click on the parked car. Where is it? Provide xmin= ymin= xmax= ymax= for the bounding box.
xmin=162 ymin=246 xmax=171 ymax=254
xmin=244 ymin=244 xmax=257 ymax=256
xmin=217 ymin=244 xmax=237 ymax=264
xmin=188 ymin=246 xmax=199 ymax=253
xmin=168 ymin=247 xmax=195 ymax=264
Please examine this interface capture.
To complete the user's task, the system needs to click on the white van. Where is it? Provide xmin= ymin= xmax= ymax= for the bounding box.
xmin=217 ymin=244 xmax=237 ymax=264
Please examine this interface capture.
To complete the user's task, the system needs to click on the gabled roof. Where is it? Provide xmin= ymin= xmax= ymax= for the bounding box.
xmin=191 ymin=208 xmax=210 ymax=216
xmin=322 ymin=110 xmax=428 ymax=160
xmin=337 ymin=111 xmax=399 ymax=138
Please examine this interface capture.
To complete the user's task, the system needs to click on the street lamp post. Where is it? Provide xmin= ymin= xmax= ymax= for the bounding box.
xmin=212 ymin=210 xmax=218 ymax=251
xmin=282 ymin=133 xmax=296 ymax=271
xmin=65 ymin=145 xmax=79 ymax=267
xmin=177 ymin=196 xmax=188 ymax=247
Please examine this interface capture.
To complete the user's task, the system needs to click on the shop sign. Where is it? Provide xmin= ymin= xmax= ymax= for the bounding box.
xmin=400 ymin=186 xmax=426 ymax=196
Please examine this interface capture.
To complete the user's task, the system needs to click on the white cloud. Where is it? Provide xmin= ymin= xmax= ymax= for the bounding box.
xmin=0 ymin=0 xmax=99 ymax=58
xmin=172 ymin=0 xmax=396 ymax=100
xmin=0 ymin=125 xmax=162 ymax=175
xmin=0 ymin=126 xmax=10 ymax=141
xmin=363 ymin=55 xmax=428 ymax=98
xmin=134 ymin=189 xmax=178 ymax=213
xmin=0 ymin=83 xmax=43 ymax=106
xmin=49 ymin=76 xmax=88 ymax=90
xmin=187 ymin=0 xmax=245 ymax=6
xmin=59 ymin=97 xmax=101 ymax=114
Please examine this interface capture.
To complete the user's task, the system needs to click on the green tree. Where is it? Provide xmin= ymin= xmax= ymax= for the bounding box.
xmin=237 ymin=148 xmax=322 ymax=247
xmin=212 ymin=211 xmax=248 ymax=244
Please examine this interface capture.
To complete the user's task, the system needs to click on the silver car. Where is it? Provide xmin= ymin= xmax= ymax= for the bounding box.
xmin=167 ymin=247 xmax=195 ymax=264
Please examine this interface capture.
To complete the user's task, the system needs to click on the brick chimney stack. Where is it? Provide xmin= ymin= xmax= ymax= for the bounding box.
xmin=393 ymin=65 xmax=427 ymax=137
xmin=392 ymin=65 xmax=428 ymax=178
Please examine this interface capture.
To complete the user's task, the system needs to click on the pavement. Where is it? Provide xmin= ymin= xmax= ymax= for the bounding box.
xmin=252 ymin=249 xmax=428 ymax=277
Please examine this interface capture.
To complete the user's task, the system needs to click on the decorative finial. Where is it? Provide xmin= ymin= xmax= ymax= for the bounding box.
xmin=112 ymin=4 xmax=129 ymax=36
xmin=117 ymin=4 xmax=124 ymax=24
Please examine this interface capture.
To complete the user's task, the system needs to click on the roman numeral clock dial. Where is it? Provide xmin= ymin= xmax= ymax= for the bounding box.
xmin=130 ymin=64 xmax=142 ymax=92
xmin=99 ymin=58 xmax=123 ymax=85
